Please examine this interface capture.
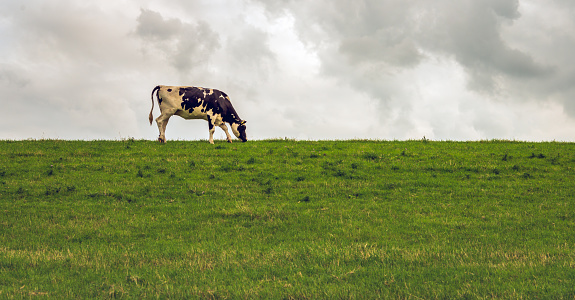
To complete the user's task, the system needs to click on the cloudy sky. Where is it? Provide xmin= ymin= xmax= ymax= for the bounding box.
xmin=1 ymin=0 xmax=574 ymax=141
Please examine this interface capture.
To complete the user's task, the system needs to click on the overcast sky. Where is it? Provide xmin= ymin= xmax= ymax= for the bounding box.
xmin=1 ymin=0 xmax=574 ymax=141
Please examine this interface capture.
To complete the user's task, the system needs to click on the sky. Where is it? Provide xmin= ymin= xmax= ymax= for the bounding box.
xmin=1 ymin=0 xmax=575 ymax=141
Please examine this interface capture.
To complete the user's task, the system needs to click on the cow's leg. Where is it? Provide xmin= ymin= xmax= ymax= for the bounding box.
xmin=155 ymin=110 xmax=175 ymax=143
xmin=207 ymin=115 xmax=216 ymax=144
xmin=219 ymin=124 xmax=233 ymax=143
xmin=160 ymin=117 xmax=171 ymax=142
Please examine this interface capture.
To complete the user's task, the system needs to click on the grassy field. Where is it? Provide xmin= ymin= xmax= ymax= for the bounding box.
xmin=1 ymin=139 xmax=574 ymax=298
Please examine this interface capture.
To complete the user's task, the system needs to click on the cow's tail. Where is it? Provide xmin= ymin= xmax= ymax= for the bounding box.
xmin=149 ymin=85 xmax=161 ymax=125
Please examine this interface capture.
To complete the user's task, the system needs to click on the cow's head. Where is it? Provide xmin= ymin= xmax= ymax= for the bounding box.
xmin=232 ymin=120 xmax=247 ymax=142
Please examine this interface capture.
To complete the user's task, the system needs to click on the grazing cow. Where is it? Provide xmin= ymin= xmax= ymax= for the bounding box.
xmin=149 ymin=85 xmax=247 ymax=144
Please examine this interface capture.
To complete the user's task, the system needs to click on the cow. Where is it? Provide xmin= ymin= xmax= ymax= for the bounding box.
xmin=149 ymin=85 xmax=247 ymax=144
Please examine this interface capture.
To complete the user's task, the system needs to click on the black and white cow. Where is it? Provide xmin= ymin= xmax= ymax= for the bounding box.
xmin=149 ymin=85 xmax=247 ymax=144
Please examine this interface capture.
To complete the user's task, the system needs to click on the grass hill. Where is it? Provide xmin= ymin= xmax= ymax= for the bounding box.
xmin=1 ymin=139 xmax=574 ymax=298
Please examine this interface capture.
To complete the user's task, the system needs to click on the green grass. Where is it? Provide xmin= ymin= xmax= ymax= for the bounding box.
xmin=1 ymin=139 xmax=574 ymax=298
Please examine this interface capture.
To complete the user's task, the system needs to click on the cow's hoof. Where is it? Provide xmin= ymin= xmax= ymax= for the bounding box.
xmin=158 ymin=137 xmax=165 ymax=143
xmin=227 ymin=140 xmax=233 ymax=143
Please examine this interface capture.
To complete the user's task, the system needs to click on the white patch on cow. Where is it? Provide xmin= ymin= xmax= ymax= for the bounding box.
xmin=174 ymin=105 xmax=208 ymax=120
xmin=230 ymin=123 xmax=241 ymax=138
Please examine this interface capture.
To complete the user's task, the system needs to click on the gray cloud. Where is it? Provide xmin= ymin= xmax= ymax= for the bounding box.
xmin=135 ymin=9 xmax=183 ymax=40
xmin=428 ymin=0 xmax=552 ymax=91
xmin=0 ymin=66 xmax=30 ymax=87
xmin=135 ymin=9 xmax=221 ymax=76
xmin=256 ymin=0 xmax=553 ymax=92
xmin=251 ymin=0 xmax=573 ymax=139
xmin=226 ymin=25 xmax=276 ymax=77
xmin=0 ymin=1 xmax=144 ymax=139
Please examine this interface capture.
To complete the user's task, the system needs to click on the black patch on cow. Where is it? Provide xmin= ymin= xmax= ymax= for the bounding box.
xmin=206 ymin=115 xmax=213 ymax=130
xmin=179 ymin=87 xmax=206 ymax=113
xmin=158 ymin=96 xmax=163 ymax=105
xmin=167 ymin=88 xmax=172 ymax=92
xmin=238 ymin=123 xmax=247 ymax=142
